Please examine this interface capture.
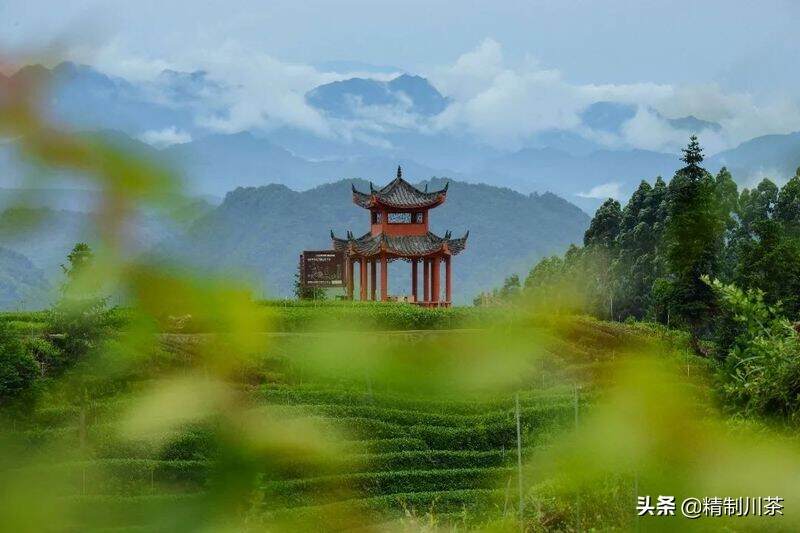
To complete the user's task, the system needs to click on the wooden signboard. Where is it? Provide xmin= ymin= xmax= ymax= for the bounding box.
xmin=301 ymin=250 xmax=345 ymax=287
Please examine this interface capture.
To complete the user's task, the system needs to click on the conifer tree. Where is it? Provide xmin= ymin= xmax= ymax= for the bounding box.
xmin=663 ymin=136 xmax=724 ymax=337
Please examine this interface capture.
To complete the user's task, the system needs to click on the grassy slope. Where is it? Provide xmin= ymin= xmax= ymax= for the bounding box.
xmin=2 ymin=304 xmax=703 ymax=529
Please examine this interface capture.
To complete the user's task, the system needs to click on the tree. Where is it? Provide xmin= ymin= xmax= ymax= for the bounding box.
xmin=714 ymin=167 xmax=741 ymax=281
xmin=0 ymin=321 xmax=38 ymax=403
xmin=663 ymin=136 xmax=725 ymax=337
xmin=681 ymin=135 xmax=704 ymax=166
xmin=730 ymin=178 xmax=800 ymax=317
xmin=615 ymin=180 xmax=663 ymax=318
xmin=583 ymin=198 xmax=622 ymax=249
xmin=293 ymin=263 xmax=326 ymax=300
xmin=584 ymin=198 xmax=622 ymax=318
xmin=498 ymin=274 xmax=521 ymax=300
xmin=776 ymin=170 xmax=800 ymax=237
xmin=61 ymin=242 xmax=94 ymax=281
xmin=38 ymin=244 xmax=114 ymax=374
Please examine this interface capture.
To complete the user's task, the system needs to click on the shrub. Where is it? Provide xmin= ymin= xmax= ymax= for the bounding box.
xmin=708 ymin=278 xmax=800 ymax=421
xmin=0 ymin=321 xmax=39 ymax=403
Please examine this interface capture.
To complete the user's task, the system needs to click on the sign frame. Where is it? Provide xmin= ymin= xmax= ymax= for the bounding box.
xmin=300 ymin=250 xmax=345 ymax=287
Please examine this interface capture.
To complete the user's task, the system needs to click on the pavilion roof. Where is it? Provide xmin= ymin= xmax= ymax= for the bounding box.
xmin=331 ymin=230 xmax=468 ymax=258
xmin=352 ymin=167 xmax=448 ymax=209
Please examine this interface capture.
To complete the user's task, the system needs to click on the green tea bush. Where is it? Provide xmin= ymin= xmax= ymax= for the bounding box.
xmin=261 ymin=466 xmax=512 ymax=508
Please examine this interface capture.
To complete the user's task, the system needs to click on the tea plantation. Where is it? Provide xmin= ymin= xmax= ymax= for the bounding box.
xmin=1 ymin=305 xmax=685 ymax=530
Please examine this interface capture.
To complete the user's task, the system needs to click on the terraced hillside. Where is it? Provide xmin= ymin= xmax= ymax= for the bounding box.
xmin=3 ymin=309 xmax=689 ymax=530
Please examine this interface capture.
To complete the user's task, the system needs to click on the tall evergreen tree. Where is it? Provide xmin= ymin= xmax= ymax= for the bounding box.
xmin=663 ymin=136 xmax=725 ymax=337
xmin=776 ymin=169 xmax=800 ymax=237
xmin=583 ymin=198 xmax=622 ymax=249
xmin=615 ymin=181 xmax=653 ymax=317
xmin=584 ymin=198 xmax=622 ymax=318
xmin=713 ymin=167 xmax=740 ymax=281
xmin=731 ymin=177 xmax=800 ymax=316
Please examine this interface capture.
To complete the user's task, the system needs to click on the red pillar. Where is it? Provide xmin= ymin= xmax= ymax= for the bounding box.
xmin=380 ymin=254 xmax=388 ymax=301
xmin=445 ymin=256 xmax=451 ymax=305
xmin=347 ymin=257 xmax=356 ymax=300
xmin=370 ymin=259 xmax=377 ymax=301
xmin=344 ymin=257 xmax=351 ymax=300
xmin=423 ymin=258 xmax=430 ymax=303
xmin=359 ymin=257 xmax=367 ymax=301
xmin=431 ymin=256 xmax=440 ymax=303
xmin=411 ymin=259 xmax=418 ymax=302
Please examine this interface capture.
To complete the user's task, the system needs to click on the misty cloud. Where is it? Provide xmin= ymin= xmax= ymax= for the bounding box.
xmin=577 ymin=182 xmax=623 ymax=200
xmin=138 ymin=127 xmax=192 ymax=148
xmin=61 ymin=36 xmax=800 ymax=157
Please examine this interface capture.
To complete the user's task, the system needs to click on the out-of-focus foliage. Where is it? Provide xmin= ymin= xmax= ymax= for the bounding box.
xmin=4 ymin=62 xmax=800 ymax=533
xmin=0 ymin=320 xmax=38 ymax=404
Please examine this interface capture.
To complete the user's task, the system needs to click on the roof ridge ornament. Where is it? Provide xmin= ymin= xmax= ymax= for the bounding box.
xmin=397 ymin=165 xmax=402 ymax=179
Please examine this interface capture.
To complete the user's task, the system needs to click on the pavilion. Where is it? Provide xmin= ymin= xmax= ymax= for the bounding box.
xmin=331 ymin=167 xmax=468 ymax=307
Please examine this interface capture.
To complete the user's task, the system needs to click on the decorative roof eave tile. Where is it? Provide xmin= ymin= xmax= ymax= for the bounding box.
xmin=351 ymin=176 xmax=448 ymax=210
xmin=330 ymin=230 xmax=469 ymax=259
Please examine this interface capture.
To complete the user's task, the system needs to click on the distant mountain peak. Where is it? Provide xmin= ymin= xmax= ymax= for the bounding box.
xmin=579 ymin=100 xmax=722 ymax=136
xmin=306 ymin=74 xmax=449 ymax=118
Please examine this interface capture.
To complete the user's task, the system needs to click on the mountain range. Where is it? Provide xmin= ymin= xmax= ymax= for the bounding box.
xmin=159 ymin=178 xmax=590 ymax=302
xmin=2 ymin=61 xmax=800 ymax=307
xmin=4 ymin=62 xmax=800 ymax=212
xmin=0 ymin=178 xmax=589 ymax=307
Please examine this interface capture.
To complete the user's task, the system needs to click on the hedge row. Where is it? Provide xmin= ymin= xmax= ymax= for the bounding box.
xmin=260 ymin=466 xmax=513 ymax=508
xmin=18 ymin=449 xmax=517 ymax=499
xmin=17 ymin=459 xmax=210 ymax=496
xmin=15 ymin=403 xmax=571 ymax=460
xmin=266 ymin=401 xmax=576 ymax=429
xmin=62 ymin=493 xmax=206 ymax=529
xmin=339 ymin=437 xmax=429 ymax=454
xmin=153 ymin=301 xmax=490 ymax=333
xmin=60 ymin=488 xmax=505 ymax=529
xmin=263 ymin=304 xmax=487 ymax=332
xmin=259 ymin=384 xmax=577 ymax=415
xmin=354 ymin=449 xmax=514 ymax=473
xmin=263 ymin=488 xmax=505 ymax=528
xmin=306 ymin=405 xmax=573 ymax=450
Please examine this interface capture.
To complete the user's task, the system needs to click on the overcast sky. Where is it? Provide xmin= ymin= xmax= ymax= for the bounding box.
xmin=3 ymin=0 xmax=797 ymax=87
xmin=2 ymin=0 xmax=799 ymax=154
